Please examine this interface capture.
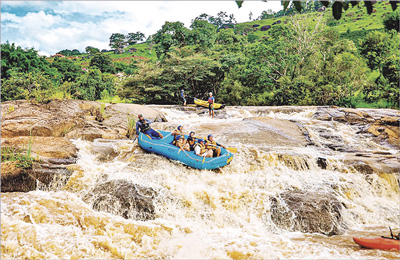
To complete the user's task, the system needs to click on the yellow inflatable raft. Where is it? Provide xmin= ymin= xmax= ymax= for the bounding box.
xmin=194 ymin=98 xmax=225 ymax=110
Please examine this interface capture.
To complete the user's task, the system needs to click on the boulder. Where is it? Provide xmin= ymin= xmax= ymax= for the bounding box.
xmin=189 ymin=116 xmax=309 ymax=148
xmin=343 ymin=154 xmax=400 ymax=175
xmin=0 ymin=99 xmax=99 ymax=138
xmin=313 ymin=107 xmax=399 ymax=149
xmin=1 ymin=161 xmax=35 ymax=192
xmin=270 ymin=191 xmax=344 ymax=236
xmin=1 ymin=100 xmax=167 ymax=141
xmin=367 ymin=124 xmax=399 ymax=148
xmin=1 ymin=136 xmax=77 ymax=160
xmin=260 ymin=25 xmax=271 ymax=31
xmin=32 ymin=162 xmax=74 ymax=190
xmin=65 ymin=125 xmax=118 ymax=141
xmin=98 ymin=103 xmax=167 ymax=139
xmin=313 ymin=107 xmax=371 ymax=124
xmin=83 ymin=179 xmax=157 ymax=221
xmin=1 ymin=160 xmax=73 ymax=192
xmin=90 ymin=140 xmax=119 ymax=162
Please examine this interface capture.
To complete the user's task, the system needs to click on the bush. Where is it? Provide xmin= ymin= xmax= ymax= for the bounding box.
xmin=1 ymin=69 xmax=56 ymax=103
xmin=126 ymin=115 xmax=136 ymax=138
xmin=2 ymin=146 xmax=33 ymax=169
xmin=100 ymin=89 xmax=110 ymax=100
xmin=383 ymin=9 xmax=399 ymax=32
xmin=75 ymin=68 xmax=115 ymax=101
xmin=90 ymin=53 xmax=115 ymax=73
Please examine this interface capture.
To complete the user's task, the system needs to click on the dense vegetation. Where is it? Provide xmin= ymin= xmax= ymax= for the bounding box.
xmin=1 ymin=1 xmax=399 ymax=108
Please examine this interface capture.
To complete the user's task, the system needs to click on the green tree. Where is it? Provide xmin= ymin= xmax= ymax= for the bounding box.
xmin=118 ymin=60 xmax=165 ymax=103
xmin=359 ymin=30 xmax=399 ymax=106
xmin=51 ymin=56 xmax=82 ymax=82
xmin=89 ymin=53 xmax=115 ymax=73
xmin=109 ymin=33 xmax=126 ymax=50
xmin=71 ymin=49 xmax=81 ymax=56
xmin=194 ymin=12 xmax=237 ymax=28
xmin=216 ymin=28 xmax=247 ymax=46
xmin=126 ymin=32 xmax=146 ymax=45
xmin=85 ymin=46 xmax=100 ymax=54
xmin=162 ymin=48 xmax=222 ymax=98
xmin=119 ymin=47 xmax=222 ymax=103
xmin=359 ymin=31 xmax=399 ymax=73
xmin=75 ymin=68 xmax=115 ymax=100
xmin=1 ymin=42 xmax=51 ymax=80
xmin=58 ymin=49 xmax=81 ymax=56
xmin=57 ymin=49 xmax=73 ymax=56
xmin=238 ymin=0 xmax=399 ymax=20
xmin=189 ymin=19 xmax=217 ymax=51
xmin=151 ymin=21 xmax=191 ymax=58
xmin=383 ymin=9 xmax=400 ymax=32
xmin=257 ymin=9 xmax=276 ymax=20
xmin=1 ymin=69 xmax=56 ymax=102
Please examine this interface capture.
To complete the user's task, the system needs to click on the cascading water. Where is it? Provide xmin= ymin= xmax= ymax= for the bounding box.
xmin=1 ymin=106 xmax=399 ymax=259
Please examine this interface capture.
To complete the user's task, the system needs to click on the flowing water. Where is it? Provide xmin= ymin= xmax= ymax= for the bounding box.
xmin=2 ymin=106 xmax=399 ymax=259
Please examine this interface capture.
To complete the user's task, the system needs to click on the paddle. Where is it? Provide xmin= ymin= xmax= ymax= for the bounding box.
xmin=226 ymin=147 xmax=237 ymax=153
xmin=390 ymin=226 xmax=394 ymax=239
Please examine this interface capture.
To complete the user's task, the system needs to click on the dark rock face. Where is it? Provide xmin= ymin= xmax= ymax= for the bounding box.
xmin=1 ymin=160 xmax=73 ymax=192
xmin=32 ymin=161 xmax=74 ymax=190
xmin=1 ymin=161 xmax=36 ymax=192
xmin=260 ymin=25 xmax=271 ymax=31
xmin=270 ymin=191 xmax=344 ymax=236
xmin=83 ymin=179 xmax=157 ymax=221
xmin=252 ymin=24 xmax=260 ymax=27
xmin=317 ymin=157 xmax=327 ymax=169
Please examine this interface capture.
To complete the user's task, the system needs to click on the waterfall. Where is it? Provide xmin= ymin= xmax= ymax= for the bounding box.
xmin=2 ymin=106 xmax=399 ymax=259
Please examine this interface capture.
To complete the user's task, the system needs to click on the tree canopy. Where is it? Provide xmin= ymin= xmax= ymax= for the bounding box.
xmin=2 ymin=1 xmax=399 ymax=109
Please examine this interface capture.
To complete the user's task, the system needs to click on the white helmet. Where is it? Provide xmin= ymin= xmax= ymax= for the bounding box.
xmin=209 ymin=92 xmax=212 ymax=95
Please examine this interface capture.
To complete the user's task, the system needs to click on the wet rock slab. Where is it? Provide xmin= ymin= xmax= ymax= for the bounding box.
xmin=270 ymin=191 xmax=344 ymax=236
xmin=313 ymin=107 xmax=399 ymax=149
xmin=83 ymin=179 xmax=157 ymax=221
xmin=1 ymin=161 xmax=74 ymax=192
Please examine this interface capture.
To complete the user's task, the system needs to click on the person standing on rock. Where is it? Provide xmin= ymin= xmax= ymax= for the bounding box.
xmin=208 ymin=92 xmax=215 ymax=118
xmin=180 ymin=89 xmax=186 ymax=106
xmin=136 ymin=114 xmax=163 ymax=140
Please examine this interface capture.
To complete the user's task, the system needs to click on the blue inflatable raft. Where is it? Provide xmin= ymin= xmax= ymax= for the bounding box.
xmin=138 ymin=130 xmax=233 ymax=170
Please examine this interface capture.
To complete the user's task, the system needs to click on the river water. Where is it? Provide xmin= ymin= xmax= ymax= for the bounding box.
xmin=1 ymin=106 xmax=399 ymax=259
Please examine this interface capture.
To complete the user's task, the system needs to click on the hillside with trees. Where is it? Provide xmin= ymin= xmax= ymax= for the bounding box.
xmin=1 ymin=1 xmax=399 ymax=108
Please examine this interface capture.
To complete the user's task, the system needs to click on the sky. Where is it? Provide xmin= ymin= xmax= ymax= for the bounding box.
xmin=1 ymin=1 xmax=283 ymax=57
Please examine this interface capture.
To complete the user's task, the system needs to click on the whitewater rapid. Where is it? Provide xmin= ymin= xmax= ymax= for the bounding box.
xmin=1 ymin=106 xmax=399 ymax=259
